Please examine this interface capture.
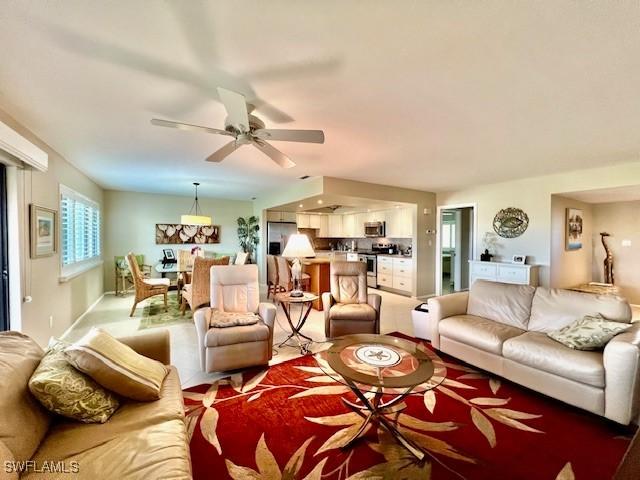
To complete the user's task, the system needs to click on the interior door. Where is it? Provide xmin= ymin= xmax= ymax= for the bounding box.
xmin=0 ymin=164 xmax=9 ymax=330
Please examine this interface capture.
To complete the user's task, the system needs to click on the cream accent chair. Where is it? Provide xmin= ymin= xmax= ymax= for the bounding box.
xmin=193 ymin=264 xmax=277 ymax=372
xmin=180 ymin=256 xmax=230 ymax=315
xmin=428 ymin=279 xmax=639 ymax=425
xmin=126 ymin=252 xmax=170 ymax=317
xmin=322 ymin=261 xmax=382 ymax=338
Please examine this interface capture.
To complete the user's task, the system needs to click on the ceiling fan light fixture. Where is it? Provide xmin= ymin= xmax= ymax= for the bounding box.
xmin=182 ymin=182 xmax=212 ymax=225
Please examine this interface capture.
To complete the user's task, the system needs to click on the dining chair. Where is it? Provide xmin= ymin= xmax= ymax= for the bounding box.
xmin=180 ymin=256 xmax=230 ymax=315
xmin=126 ymin=252 xmax=171 ymax=317
xmin=267 ymin=254 xmax=284 ymax=299
xmin=114 ymin=254 xmax=150 ymax=296
xmin=276 ymin=255 xmax=310 ymax=293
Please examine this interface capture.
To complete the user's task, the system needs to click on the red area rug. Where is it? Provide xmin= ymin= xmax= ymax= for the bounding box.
xmin=183 ymin=334 xmax=634 ymax=479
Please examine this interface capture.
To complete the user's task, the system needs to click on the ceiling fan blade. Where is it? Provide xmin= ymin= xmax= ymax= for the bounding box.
xmin=151 ymin=118 xmax=233 ymax=136
xmin=206 ymin=140 xmax=240 ymax=162
xmin=217 ymin=87 xmax=250 ymax=132
xmin=252 ymin=140 xmax=296 ymax=169
xmin=253 ymin=129 xmax=325 ymax=144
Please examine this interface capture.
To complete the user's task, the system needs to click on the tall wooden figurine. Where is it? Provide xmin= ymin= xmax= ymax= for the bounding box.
xmin=600 ymin=232 xmax=614 ymax=285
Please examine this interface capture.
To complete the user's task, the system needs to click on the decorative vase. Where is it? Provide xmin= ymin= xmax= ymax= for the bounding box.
xmin=480 ymin=249 xmax=492 ymax=262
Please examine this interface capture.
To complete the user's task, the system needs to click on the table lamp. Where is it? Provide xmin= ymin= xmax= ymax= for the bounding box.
xmin=282 ymin=233 xmax=315 ymax=297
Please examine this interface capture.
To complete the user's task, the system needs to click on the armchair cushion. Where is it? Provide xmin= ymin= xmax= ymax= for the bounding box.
xmin=329 ymin=303 xmax=377 ymax=322
xmin=204 ymin=322 xmax=271 ymax=348
xmin=211 ymin=265 xmax=259 ymax=313
xmin=208 ymin=310 xmax=260 ymax=328
xmin=330 ymin=261 xmax=368 ymax=304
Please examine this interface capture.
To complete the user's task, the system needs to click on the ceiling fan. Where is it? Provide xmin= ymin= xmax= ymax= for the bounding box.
xmin=151 ymin=87 xmax=324 ymax=168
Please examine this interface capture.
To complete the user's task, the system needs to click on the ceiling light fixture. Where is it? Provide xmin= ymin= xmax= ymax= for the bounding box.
xmin=299 ymin=204 xmax=304 ymax=208
xmin=181 ymin=182 xmax=212 ymax=225
xmin=317 ymin=199 xmax=323 ymax=204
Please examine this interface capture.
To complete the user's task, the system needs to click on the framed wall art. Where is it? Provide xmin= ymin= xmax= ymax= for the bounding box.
xmin=566 ymin=208 xmax=583 ymax=251
xmin=30 ymin=204 xmax=57 ymax=258
xmin=156 ymin=224 xmax=220 ymax=244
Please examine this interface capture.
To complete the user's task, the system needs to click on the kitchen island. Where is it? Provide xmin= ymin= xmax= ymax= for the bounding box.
xmin=302 ymin=258 xmax=331 ymax=310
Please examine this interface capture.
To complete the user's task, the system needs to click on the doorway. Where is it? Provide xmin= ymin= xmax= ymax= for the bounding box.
xmin=437 ymin=205 xmax=475 ymax=295
xmin=0 ymin=164 xmax=9 ymax=330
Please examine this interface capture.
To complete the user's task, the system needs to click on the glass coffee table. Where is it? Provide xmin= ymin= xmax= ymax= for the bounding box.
xmin=315 ymin=334 xmax=446 ymax=460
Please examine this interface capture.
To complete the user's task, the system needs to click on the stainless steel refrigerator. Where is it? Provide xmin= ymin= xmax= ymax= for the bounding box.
xmin=267 ymin=222 xmax=298 ymax=255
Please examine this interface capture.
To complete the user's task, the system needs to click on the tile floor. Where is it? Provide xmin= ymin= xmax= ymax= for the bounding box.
xmin=62 ymin=289 xmax=420 ymax=389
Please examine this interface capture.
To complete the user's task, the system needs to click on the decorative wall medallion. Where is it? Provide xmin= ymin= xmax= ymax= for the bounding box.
xmin=493 ymin=208 xmax=529 ymax=238
xmin=155 ymin=224 xmax=220 ymax=244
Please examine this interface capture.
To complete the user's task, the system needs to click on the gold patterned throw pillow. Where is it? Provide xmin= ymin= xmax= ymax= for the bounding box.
xmin=64 ymin=328 xmax=169 ymax=401
xmin=28 ymin=339 xmax=120 ymax=423
xmin=547 ymin=314 xmax=631 ymax=350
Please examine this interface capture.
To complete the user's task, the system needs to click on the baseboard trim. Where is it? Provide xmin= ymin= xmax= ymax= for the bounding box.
xmin=60 ymin=293 xmax=104 ymax=340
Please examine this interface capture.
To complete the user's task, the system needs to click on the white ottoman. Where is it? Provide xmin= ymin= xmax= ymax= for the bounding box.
xmin=411 ymin=303 xmax=432 ymax=341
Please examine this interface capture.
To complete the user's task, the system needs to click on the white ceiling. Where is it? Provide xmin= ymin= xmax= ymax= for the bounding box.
xmin=1 ymin=1 xmax=639 ymax=200
xmin=562 ymin=185 xmax=640 ymax=204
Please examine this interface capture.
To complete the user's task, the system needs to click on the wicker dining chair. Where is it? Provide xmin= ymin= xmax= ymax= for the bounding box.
xmin=267 ymin=254 xmax=285 ymax=299
xmin=275 ymin=255 xmax=310 ymax=292
xmin=180 ymin=256 xmax=230 ymax=315
xmin=126 ymin=252 xmax=171 ymax=317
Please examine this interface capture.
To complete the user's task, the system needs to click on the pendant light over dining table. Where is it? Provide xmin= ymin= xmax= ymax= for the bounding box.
xmin=181 ymin=182 xmax=212 ymax=225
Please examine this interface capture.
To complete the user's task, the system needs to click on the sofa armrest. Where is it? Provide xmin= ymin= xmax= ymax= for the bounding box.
xmin=258 ymin=302 xmax=277 ymax=331
xmin=367 ymin=294 xmax=382 ymax=314
xmin=604 ymin=322 xmax=640 ymax=424
xmin=118 ymin=329 xmax=171 ymax=365
xmin=427 ymin=291 xmax=469 ymax=349
xmin=193 ymin=307 xmax=210 ymax=371
xmin=322 ymin=292 xmax=335 ymax=338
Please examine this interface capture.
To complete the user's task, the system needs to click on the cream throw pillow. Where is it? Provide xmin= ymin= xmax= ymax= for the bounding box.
xmin=29 ymin=339 xmax=120 ymax=423
xmin=547 ymin=314 xmax=631 ymax=350
xmin=64 ymin=328 xmax=169 ymax=401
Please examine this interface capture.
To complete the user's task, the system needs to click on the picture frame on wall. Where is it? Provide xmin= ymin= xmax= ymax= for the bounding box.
xmin=566 ymin=208 xmax=584 ymax=251
xmin=30 ymin=204 xmax=57 ymax=258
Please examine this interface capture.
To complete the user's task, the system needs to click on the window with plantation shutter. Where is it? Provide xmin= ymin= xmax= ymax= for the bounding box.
xmin=60 ymin=185 xmax=101 ymax=280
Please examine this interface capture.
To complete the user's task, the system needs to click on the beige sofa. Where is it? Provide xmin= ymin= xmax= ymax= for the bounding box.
xmin=428 ymin=280 xmax=639 ymax=425
xmin=0 ymin=330 xmax=192 ymax=479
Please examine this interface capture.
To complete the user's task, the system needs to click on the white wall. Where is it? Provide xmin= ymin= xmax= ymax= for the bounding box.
xmin=0 ymin=107 xmax=104 ymax=346
xmin=550 ymin=195 xmax=593 ymax=288
xmin=103 ymin=190 xmax=252 ymax=291
xmin=437 ymin=161 xmax=640 ymax=286
xmin=592 ymin=201 xmax=640 ymax=304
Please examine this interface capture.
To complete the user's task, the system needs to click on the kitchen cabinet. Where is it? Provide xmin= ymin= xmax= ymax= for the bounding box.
xmin=385 ymin=207 xmax=412 ymax=238
xmin=342 ymin=214 xmax=356 ymax=238
xmin=377 ymin=255 xmax=414 ymax=293
xmin=267 ymin=211 xmax=297 ymax=222
xmin=309 ymin=215 xmax=321 ymax=229
xmin=328 ymin=214 xmax=343 ymax=238
xmin=353 ymin=213 xmax=366 ymax=238
xmin=296 ymin=214 xmax=310 ymax=228
xmin=318 ymin=215 xmax=329 ymax=237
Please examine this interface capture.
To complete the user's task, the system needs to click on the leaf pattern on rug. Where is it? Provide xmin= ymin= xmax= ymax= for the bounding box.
xmin=225 ymin=434 xmax=325 ymax=480
xmin=555 ymin=462 xmax=575 ymax=480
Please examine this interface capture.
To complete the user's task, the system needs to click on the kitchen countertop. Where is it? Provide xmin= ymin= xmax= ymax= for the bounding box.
xmin=313 ymin=250 xmax=412 ymax=259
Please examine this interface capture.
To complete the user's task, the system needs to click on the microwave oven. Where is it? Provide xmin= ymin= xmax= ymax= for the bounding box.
xmin=364 ymin=221 xmax=385 ymax=237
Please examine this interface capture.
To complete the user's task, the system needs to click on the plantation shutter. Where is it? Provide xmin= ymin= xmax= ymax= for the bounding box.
xmin=60 ymin=185 xmax=101 ymax=268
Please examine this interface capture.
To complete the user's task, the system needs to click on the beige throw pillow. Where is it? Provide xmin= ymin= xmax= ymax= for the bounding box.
xmin=547 ymin=314 xmax=631 ymax=350
xmin=28 ymin=339 xmax=119 ymax=423
xmin=64 ymin=328 xmax=169 ymax=401
xmin=208 ymin=309 xmax=259 ymax=328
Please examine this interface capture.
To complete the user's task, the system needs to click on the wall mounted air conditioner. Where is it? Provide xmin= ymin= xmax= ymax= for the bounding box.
xmin=0 ymin=120 xmax=48 ymax=171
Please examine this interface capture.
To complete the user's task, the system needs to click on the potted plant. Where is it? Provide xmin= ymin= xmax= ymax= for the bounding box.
xmin=237 ymin=216 xmax=260 ymax=263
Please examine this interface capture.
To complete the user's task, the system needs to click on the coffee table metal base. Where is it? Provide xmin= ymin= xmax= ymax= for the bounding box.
xmin=341 ymin=380 xmax=425 ymax=460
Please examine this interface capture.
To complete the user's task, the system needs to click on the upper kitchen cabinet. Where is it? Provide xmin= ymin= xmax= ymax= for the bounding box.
xmin=342 ymin=214 xmax=356 ymax=238
xmin=309 ymin=214 xmax=322 ymax=229
xmin=386 ymin=207 xmax=413 ymax=238
xmin=318 ymin=215 xmax=329 ymax=237
xmin=328 ymin=214 xmax=343 ymax=238
xmin=296 ymin=213 xmax=310 ymax=228
xmin=353 ymin=212 xmax=367 ymax=238
xmin=267 ymin=211 xmax=297 ymax=222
